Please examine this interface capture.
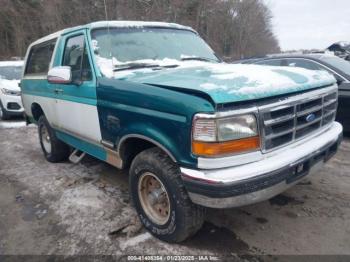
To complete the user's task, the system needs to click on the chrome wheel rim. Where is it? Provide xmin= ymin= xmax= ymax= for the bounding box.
xmin=138 ymin=172 xmax=171 ymax=225
xmin=41 ymin=125 xmax=52 ymax=154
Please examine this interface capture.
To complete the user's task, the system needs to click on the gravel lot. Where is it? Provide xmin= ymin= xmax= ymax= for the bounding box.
xmin=0 ymin=119 xmax=350 ymax=260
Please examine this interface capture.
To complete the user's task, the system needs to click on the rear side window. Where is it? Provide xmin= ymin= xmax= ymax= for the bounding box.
xmin=25 ymin=40 xmax=56 ymax=76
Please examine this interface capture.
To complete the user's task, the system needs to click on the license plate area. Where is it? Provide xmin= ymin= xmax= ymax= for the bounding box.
xmin=286 ymin=139 xmax=339 ymax=184
xmin=287 ymin=162 xmax=311 ymax=184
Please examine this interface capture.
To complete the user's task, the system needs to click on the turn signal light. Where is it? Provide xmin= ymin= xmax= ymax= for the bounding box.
xmin=192 ymin=136 xmax=260 ymax=157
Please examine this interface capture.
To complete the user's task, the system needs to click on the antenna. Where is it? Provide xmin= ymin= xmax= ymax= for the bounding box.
xmin=103 ymin=0 xmax=113 ymax=67
xmin=103 ymin=0 xmax=109 ymax=21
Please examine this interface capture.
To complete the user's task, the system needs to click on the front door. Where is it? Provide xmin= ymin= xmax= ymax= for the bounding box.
xmin=54 ymin=31 xmax=102 ymax=143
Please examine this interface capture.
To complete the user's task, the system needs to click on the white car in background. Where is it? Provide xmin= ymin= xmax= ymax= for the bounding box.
xmin=0 ymin=61 xmax=24 ymax=120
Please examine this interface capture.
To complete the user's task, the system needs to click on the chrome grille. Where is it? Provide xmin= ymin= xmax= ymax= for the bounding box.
xmin=259 ymin=87 xmax=338 ymax=152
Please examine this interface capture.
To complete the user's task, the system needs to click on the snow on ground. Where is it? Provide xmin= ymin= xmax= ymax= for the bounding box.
xmin=0 ymin=119 xmax=26 ymax=129
xmin=1 ymin=123 xmax=350 ymax=257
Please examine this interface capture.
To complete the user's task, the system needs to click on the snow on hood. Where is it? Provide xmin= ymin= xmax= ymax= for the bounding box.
xmin=0 ymin=79 xmax=21 ymax=91
xmin=96 ymin=58 xmax=336 ymax=104
xmin=95 ymin=56 xmax=188 ymax=78
xmin=0 ymin=61 xmax=24 ymax=67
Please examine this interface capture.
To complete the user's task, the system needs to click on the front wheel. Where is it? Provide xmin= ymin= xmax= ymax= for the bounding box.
xmin=0 ymin=101 xmax=10 ymax=120
xmin=129 ymin=147 xmax=204 ymax=243
xmin=38 ymin=115 xmax=70 ymax=162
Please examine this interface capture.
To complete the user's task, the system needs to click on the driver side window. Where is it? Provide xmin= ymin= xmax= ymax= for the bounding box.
xmin=63 ymin=35 xmax=92 ymax=82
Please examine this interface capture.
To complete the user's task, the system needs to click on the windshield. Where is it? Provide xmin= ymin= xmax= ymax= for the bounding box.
xmin=91 ymin=27 xmax=219 ymax=74
xmin=0 ymin=66 xmax=23 ymax=80
xmin=320 ymin=56 xmax=350 ymax=76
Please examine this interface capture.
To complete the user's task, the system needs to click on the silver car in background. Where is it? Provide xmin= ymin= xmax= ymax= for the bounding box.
xmin=0 ymin=61 xmax=24 ymax=120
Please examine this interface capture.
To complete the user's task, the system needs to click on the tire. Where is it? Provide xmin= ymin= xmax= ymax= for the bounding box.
xmin=129 ymin=147 xmax=205 ymax=243
xmin=38 ymin=115 xmax=70 ymax=163
xmin=0 ymin=101 xmax=10 ymax=120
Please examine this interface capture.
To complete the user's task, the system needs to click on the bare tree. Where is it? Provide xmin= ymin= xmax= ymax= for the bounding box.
xmin=0 ymin=0 xmax=280 ymax=60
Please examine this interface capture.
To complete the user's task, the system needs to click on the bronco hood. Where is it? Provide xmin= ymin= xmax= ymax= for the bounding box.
xmin=106 ymin=62 xmax=336 ymax=104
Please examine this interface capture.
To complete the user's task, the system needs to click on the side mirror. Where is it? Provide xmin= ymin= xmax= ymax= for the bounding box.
xmin=47 ymin=66 xmax=72 ymax=84
xmin=337 ymin=79 xmax=344 ymax=86
xmin=334 ymin=74 xmax=344 ymax=86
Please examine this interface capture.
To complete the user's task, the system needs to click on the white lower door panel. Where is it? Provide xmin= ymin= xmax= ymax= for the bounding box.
xmin=22 ymin=94 xmax=102 ymax=143
xmin=56 ymin=99 xmax=102 ymax=143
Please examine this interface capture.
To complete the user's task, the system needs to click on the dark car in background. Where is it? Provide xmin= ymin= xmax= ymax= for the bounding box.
xmin=239 ymin=54 xmax=350 ymax=131
xmin=327 ymin=41 xmax=350 ymax=61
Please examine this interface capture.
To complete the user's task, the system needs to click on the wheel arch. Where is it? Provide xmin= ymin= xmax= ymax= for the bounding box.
xmin=118 ymin=134 xmax=177 ymax=168
xmin=31 ymin=102 xmax=45 ymax=121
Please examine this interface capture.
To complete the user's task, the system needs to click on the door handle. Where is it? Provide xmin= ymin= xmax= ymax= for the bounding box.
xmin=54 ymin=88 xmax=64 ymax=94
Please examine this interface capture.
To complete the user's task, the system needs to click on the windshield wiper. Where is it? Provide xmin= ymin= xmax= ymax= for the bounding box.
xmin=181 ymin=57 xmax=218 ymax=62
xmin=113 ymin=63 xmax=161 ymax=72
xmin=113 ymin=62 xmax=179 ymax=72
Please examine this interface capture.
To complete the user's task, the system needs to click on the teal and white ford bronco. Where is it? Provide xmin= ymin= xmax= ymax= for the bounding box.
xmin=21 ymin=21 xmax=342 ymax=242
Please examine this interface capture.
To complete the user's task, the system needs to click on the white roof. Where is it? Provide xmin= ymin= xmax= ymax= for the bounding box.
xmin=0 ymin=61 xmax=24 ymax=67
xmin=29 ymin=21 xmax=196 ymax=48
xmin=89 ymin=21 xmax=195 ymax=32
xmin=30 ymin=30 xmax=64 ymax=46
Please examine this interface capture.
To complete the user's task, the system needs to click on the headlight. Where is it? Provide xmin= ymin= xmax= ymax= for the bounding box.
xmin=217 ymin=115 xmax=258 ymax=141
xmin=192 ymin=114 xmax=260 ymax=156
xmin=1 ymin=88 xmax=21 ymax=96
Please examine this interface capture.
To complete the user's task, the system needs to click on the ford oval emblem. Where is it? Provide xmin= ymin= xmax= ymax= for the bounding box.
xmin=306 ymin=113 xmax=316 ymax=122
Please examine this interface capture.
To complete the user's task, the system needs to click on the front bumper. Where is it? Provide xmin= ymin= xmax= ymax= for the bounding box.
xmin=0 ymin=94 xmax=24 ymax=114
xmin=181 ymin=122 xmax=343 ymax=208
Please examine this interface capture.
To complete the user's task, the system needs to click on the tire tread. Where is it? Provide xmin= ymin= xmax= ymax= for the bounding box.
xmin=38 ymin=115 xmax=70 ymax=162
xmin=130 ymin=147 xmax=204 ymax=242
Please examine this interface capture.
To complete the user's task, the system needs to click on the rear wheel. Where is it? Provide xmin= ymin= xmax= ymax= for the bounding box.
xmin=129 ymin=147 xmax=205 ymax=243
xmin=38 ymin=115 xmax=70 ymax=162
